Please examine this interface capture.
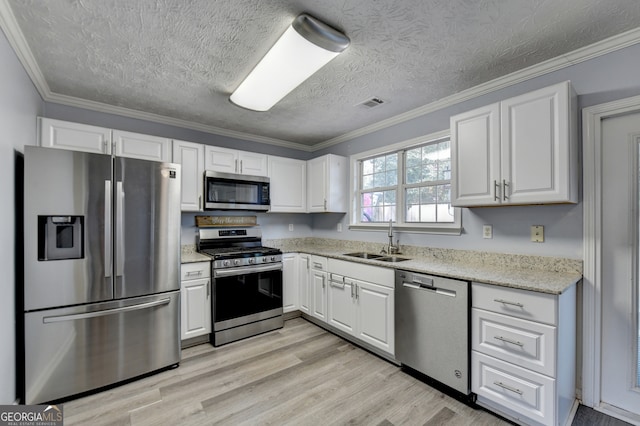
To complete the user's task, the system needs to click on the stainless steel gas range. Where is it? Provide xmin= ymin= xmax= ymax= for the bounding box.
xmin=197 ymin=227 xmax=283 ymax=346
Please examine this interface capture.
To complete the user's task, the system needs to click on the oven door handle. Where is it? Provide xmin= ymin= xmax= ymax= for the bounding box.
xmin=214 ymin=263 xmax=282 ymax=278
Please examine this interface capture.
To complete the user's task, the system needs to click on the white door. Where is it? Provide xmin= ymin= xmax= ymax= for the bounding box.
xmin=282 ymin=254 xmax=299 ymax=313
xmin=307 ymin=157 xmax=327 ymax=212
xmin=327 ymin=276 xmax=356 ymax=335
xmin=601 ymin=111 xmax=640 ymax=416
xmin=355 ymin=280 xmax=394 ymax=354
xmin=238 ymin=151 xmax=268 ymax=176
xmin=180 ymin=278 xmax=211 ymax=340
xmin=311 ymin=270 xmax=327 ymax=321
xmin=298 ymin=254 xmax=311 ymax=314
xmin=172 ymin=140 xmax=204 ymax=211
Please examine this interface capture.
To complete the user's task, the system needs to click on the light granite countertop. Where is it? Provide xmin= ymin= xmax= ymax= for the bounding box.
xmin=266 ymin=238 xmax=582 ymax=295
xmin=181 ymin=246 xmax=211 ymax=263
xmin=181 ymin=238 xmax=582 ymax=294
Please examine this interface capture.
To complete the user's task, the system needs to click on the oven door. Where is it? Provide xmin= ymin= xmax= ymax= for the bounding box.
xmin=213 ymin=263 xmax=283 ymax=331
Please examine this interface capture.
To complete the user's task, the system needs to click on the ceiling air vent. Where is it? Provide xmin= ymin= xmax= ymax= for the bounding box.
xmin=358 ymin=97 xmax=385 ymax=109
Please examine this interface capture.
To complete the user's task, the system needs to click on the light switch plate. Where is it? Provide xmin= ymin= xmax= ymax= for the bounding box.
xmin=531 ymin=225 xmax=544 ymax=242
xmin=483 ymin=225 xmax=493 ymax=239
xmin=337 ymin=223 xmax=343 ymax=232
xmin=288 ymin=224 xmax=294 ymax=232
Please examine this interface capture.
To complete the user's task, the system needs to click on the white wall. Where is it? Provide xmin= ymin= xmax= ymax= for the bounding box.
xmin=0 ymin=29 xmax=43 ymax=403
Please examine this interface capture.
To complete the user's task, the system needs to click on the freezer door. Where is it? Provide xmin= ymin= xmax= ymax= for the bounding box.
xmin=24 ymin=147 xmax=114 ymax=310
xmin=114 ymin=157 xmax=181 ymax=298
xmin=24 ymin=291 xmax=180 ymax=404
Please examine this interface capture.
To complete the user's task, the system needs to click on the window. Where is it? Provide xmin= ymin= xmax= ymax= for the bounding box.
xmin=351 ymin=132 xmax=461 ymax=234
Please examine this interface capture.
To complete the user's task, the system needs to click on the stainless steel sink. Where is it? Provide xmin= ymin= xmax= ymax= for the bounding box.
xmin=377 ymin=256 xmax=410 ymax=262
xmin=343 ymin=252 xmax=384 ymax=259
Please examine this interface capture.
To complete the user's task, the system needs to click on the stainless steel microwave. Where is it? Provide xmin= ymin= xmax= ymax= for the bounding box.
xmin=204 ymin=171 xmax=270 ymax=211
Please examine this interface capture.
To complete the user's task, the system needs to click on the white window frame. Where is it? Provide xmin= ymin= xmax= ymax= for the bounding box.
xmin=349 ymin=130 xmax=462 ymax=235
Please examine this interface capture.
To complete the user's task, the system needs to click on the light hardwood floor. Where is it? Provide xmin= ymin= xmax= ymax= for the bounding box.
xmin=62 ymin=318 xmax=509 ymax=426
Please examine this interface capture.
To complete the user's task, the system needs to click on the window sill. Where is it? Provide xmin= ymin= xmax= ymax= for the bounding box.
xmin=348 ymin=224 xmax=462 ymax=235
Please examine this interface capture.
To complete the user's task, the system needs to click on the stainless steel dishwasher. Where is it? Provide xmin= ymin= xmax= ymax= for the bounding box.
xmin=395 ymin=269 xmax=470 ymax=395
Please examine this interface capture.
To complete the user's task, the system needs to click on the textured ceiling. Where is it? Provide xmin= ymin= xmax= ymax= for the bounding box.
xmin=6 ymin=0 xmax=640 ymax=147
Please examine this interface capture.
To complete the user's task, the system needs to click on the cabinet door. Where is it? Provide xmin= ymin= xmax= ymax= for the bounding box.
xmin=355 ymin=280 xmax=394 ymax=354
xmin=172 ymin=140 xmax=204 ymax=211
xmin=298 ymin=254 xmax=311 ymax=314
xmin=268 ymin=156 xmax=307 ymax=213
xmin=204 ymin=145 xmax=238 ymax=173
xmin=307 ymin=156 xmax=328 ymax=212
xmin=282 ymin=254 xmax=299 ymax=313
xmin=238 ymin=151 xmax=268 ymax=176
xmin=327 ymin=275 xmax=356 ymax=335
xmin=39 ymin=117 xmax=111 ymax=154
xmin=310 ymin=269 xmax=327 ymax=321
xmin=501 ymin=82 xmax=574 ymax=204
xmin=180 ymin=277 xmax=211 ymax=340
xmin=451 ymin=104 xmax=501 ymax=206
xmin=113 ymin=130 xmax=171 ymax=162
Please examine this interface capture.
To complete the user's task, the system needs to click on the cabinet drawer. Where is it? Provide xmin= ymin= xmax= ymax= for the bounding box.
xmin=310 ymin=255 xmax=328 ymax=271
xmin=472 ymin=308 xmax=556 ymax=377
xmin=473 ymin=282 xmax=557 ymax=325
xmin=181 ymin=262 xmax=210 ymax=280
xmin=472 ymin=351 xmax=555 ymax=426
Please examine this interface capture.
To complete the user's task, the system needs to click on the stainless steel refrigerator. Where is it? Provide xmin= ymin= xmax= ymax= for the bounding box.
xmin=23 ymin=146 xmax=182 ymax=404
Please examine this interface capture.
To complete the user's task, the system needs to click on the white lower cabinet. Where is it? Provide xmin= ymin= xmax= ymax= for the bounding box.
xmin=298 ymin=254 xmax=311 ymax=314
xmin=354 ymin=279 xmax=394 ymax=354
xmin=282 ymin=253 xmax=299 ymax=313
xmin=325 ymin=259 xmax=395 ymax=356
xmin=471 ymin=282 xmax=576 ymax=426
xmin=327 ymin=274 xmax=356 ymax=334
xmin=310 ymin=256 xmax=328 ymax=321
xmin=180 ymin=262 xmax=211 ymax=340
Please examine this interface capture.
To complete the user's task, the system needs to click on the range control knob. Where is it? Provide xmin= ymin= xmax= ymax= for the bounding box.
xmin=270 ymin=256 xmax=276 ymax=261
xmin=248 ymin=258 xmax=255 ymax=264
xmin=262 ymin=257 xmax=269 ymax=263
xmin=234 ymin=259 xmax=241 ymax=266
xmin=223 ymin=260 xmax=230 ymax=267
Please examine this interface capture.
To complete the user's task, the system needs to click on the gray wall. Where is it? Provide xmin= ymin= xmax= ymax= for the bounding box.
xmin=0 ymin=29 xmax=43 ymax=403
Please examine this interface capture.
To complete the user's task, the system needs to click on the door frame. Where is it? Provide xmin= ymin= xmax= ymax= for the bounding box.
xmin=582 ymin=94 xmax=640 ymax=422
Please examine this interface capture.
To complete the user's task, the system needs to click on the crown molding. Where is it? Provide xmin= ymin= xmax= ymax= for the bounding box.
xmin=312 ymin=26 xmax=640 ymax=151
xmin=0 ymin=0 xmax=50 ymax=98
xmin=2 ymin=1 xmax=639 ymax=154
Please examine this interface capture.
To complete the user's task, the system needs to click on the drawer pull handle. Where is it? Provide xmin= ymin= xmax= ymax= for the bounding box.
xmin=494 ymin=298 xmax=524 ymax=308
xmin=313 ymin=262 xmax=323 ymax=269
xmin=493 ymin=381 xmax=523 ymax=395
xmin=186 ymin=271 xmax=203 ymax=276
xmin=494 ymin=336 xmax=524 ymax=347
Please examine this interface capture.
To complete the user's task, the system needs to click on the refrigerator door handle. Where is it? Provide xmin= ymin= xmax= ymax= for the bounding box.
xmin=104 ymin=180 xmax=112 ymax=278
xmin=43 ymin=298 xmax=171 ymax=323
xmin=116 ymin=181 xmax=125 ymax=277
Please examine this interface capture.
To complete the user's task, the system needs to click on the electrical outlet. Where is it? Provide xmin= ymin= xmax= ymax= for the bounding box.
xmin=288 ymin=224 xmax=294 ymax=232
xmin=483 ymin=225 xmax=493 ymax=239
xmin=337 ymin=223 xmax=343 ymax=232
xmin=531 ymin=225 xmax=544 ymax=242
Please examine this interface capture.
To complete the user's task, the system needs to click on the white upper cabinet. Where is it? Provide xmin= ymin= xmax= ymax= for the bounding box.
xmin=39 ymin=118 xmax=172 ymax=162
xmin=204 ymin=145 xmax=268 ymax=176
xmin=172 ymin=140 xmax=205 ymax=211
xmin=307 ymin=154 xmax=347 ymax=213
xmin=112 ymin=130 xmax=171 ymax=162
xmin=39 ymin=117 xmax=112 ymax=155
xmin=268 ymin=156 xmax=307 ymax=213
xmin=451 ymin=81 xmax=577 ymax=206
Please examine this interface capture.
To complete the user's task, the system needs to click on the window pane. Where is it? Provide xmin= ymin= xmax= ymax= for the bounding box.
xmin=386 ymin=154 xmax=398 ymax=171
xmin=361 ymin=190 xmax=396 ymax=222
xmin=386 ymin=170 xmax=397 ymax=186
xmin=406 ymin=166 xmax=421 ymax=184
xmin=362 ymin=159 xmax=374 ymax=175
xmin=362 ymin=174 xmax=373 ymax=189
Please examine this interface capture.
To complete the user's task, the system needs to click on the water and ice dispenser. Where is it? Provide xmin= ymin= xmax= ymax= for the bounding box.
xmin=37 ymin=215 xmax=84 ymax=261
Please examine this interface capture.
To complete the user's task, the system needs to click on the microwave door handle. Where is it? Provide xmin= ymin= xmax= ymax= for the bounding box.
xmin=104 ymin=181 xmax=112 ymax=278
xmin=116 ymin=181 xmax=124 ymax=277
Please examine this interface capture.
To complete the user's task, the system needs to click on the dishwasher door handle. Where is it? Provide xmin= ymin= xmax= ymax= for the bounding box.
xmin=402 ymin=282 xmax=456 ymax=297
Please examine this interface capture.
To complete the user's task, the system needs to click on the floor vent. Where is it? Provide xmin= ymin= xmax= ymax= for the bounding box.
xmin=358 ymin=97 xmax=385 ymax=108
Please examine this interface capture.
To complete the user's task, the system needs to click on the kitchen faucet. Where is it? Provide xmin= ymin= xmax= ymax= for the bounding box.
xmin=381 ymin=219 xmax=400 ymax=255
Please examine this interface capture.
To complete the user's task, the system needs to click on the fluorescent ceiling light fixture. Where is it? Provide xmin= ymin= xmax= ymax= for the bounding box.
xmin=230 ymin=14 xmax=350 ymax=112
